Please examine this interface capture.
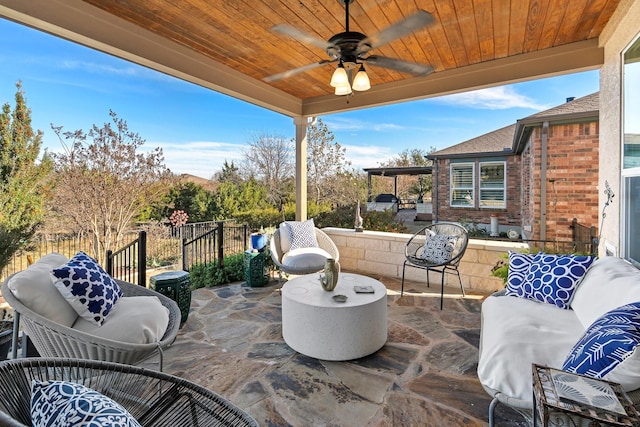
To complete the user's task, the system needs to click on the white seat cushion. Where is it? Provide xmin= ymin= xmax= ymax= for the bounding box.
xmin=571 ymin=256 xmax=640 ymax=329
xmin=478 ymin=294 xmax=584 ymax=402
xmin=7 ymin=253 xmax=78 ymax=327
xmin=72 ymin=296 xmax=169 ymax=344
xmin=282 ymin=247 xmax=331 ymax=271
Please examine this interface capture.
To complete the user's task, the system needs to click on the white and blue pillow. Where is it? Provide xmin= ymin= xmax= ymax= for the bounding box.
xmin=523 ymin=253 xmax=595 ymax=309
xmin=419 ymin=231 xmax=458 ymax=264
xmin=563 ymin=302 xmax=640 ymax=391
xmin=51 ymin=251 xmax=122 ymax=326
xmin=283 ymin=219 xmax=319 ymax=251
xmin=504 ymin=251 xmax=537 ymax=298
xmin=31 ymin=380 xmax=141 ymax=427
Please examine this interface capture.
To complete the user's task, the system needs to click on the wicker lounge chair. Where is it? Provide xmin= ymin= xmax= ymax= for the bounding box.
xmin=401 ymin=222 xmax=469 ymax=310
xmin=0 ymin=357 xmax=258 ymax=426
xmin=1 ymin=277 xmax=180 ymax=371
xmin=270 ymin=227 xmax=339 ymax=276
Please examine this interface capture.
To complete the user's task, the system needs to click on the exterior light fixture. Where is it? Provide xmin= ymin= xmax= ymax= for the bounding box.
xmin=331 ymin=62 xmax=370 ymax=96
xmin=330 ymin=62 xmax=349 ymax=87
xmin=352 ymin=64 xmax=371 ymax=91
xmin=334 ymin=83 xmax=352 ymax=95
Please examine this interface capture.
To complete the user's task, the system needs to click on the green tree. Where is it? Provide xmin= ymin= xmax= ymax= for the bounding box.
xmin=0 ymin=82 xmax=53 ymax=271
xmin=50 ymin=110 xmax=172 ymax=261
xmin=214 ymin=160 xmax=242 ymax=185
xmin=212 ymin=178 xmax=269 ymax=220
xmin=306 ymin=118 xmax=351 ymax=205
xmin=165 ymin=182 xmax=214 ymax=223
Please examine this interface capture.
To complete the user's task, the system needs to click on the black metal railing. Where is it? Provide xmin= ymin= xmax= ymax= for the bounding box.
xmin=181 ymin=221 xmax=250 ymax=271
xmin=105 ymin=231 xmax=147 ymax=286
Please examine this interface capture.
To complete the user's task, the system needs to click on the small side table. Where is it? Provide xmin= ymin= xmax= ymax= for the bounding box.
xmin=532 ymin=364 xmax=640 ymax=426
xmin=243 ymin=250 xmax=269 ymax=287
xmin=150 ymin=271 xmax=192 ymax=326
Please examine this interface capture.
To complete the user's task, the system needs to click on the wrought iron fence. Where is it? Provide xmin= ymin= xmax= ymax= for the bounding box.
xmin=105 ymin=231 xmax=147 ymax=286
xmin=181 ymin=221 xmax=250 ymax=271
xmin=1 ymin=221 xmax=252 ymax=282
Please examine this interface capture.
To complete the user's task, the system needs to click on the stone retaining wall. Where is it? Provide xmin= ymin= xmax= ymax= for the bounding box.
xmin=322 ymin=227 xmax=528 ymax=294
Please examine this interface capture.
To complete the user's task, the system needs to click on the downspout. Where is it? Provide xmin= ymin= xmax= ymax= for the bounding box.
xmin=539 ymin=122 xmax=549 ymax=241
xmin=294 ymin=116 xmax=311 ymax=221
xmin=432 ymin=160 xmax=438 ymax=223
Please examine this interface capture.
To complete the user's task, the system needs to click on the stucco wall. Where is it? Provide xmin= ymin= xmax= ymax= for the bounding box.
xmin=598 ymin=0 xmax=640 ymax=256
xmin=323 ymin=227 xmax=528 ymax=294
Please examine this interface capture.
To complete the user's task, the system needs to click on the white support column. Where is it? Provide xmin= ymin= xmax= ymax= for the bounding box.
xmin=294 ymin=116 xmax=312 ymax=221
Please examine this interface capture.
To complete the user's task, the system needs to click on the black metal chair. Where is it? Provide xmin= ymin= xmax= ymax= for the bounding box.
xmin=0 ymin=358 xmax=258 ymax=426
xmin=401 ymin=222 xmax=469 ymax=310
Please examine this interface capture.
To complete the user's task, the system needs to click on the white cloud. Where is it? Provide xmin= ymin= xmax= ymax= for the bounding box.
xmin=323 ymin=117 xmax=404 ymax=132
xmin=436 ymin=86 xmax=550 ymax=110
xmin=342 ymin=144 xmax=396 ymax=171
xmin=146 ymin=140 xmax=245 ymax=179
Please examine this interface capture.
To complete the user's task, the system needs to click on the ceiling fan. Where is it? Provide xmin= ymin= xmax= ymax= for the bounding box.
xmin=264 ymin=0 xmax=436 ymax=95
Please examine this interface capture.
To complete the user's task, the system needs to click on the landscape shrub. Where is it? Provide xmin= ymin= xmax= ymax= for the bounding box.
xmin=314 ymin=204 xmax=408 ymax=233
xmin=189 ymin=253 xmax=245 ymax=289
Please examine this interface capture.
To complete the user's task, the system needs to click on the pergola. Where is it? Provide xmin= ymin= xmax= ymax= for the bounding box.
xmin=0 ymin=0 xmax=622 ymax=219
xmin=363 ymin=166 xmax=432 ymax=202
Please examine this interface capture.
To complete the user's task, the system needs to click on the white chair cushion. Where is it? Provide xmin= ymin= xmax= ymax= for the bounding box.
xmin=478 ymin=294 xmax=584 ymax=402
xmin=279 ymin=222 xmax=292 ymax=253
xmin=282 ymin=247 xmax=331 ymax=271
xmin=72 ymin=296 xmax=169 ymax=344
xmin=571 ymin=256 xmax=640 ymax=329
xmin=7 ymin=253 xmax=78 ymax=327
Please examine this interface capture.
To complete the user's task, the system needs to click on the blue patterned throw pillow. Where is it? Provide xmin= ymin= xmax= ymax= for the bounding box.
xmin=522 ymin=253 xmax=595 ymax=309
xmin=51 ymin=251 xmax=122 ymax=326
xmin=285 ymin=219 xmax=319 ymax=251
xmin=504 ymin=251 xmax=537 ymax=298
xmin=563 ymin=302 xmax=640 ymax=389
xmin=31 ymin=380 xmax=141 ymax=427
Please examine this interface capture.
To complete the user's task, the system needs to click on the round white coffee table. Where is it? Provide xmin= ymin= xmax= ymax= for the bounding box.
xmin=281 ymin=273 xmax=387 ymax=361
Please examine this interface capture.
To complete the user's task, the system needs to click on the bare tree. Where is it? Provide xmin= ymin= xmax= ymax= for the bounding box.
xmin=242 ymin=132 xmax=294 ymax=206
xmin=50 ymin=110 xmax=173 ymax=261
xmin=306 ymin=119 xmax=351 ymax=205
xmin=379 ymin=147 xmax=435 ymax=200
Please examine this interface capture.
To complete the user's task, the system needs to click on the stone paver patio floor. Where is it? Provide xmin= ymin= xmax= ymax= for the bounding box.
xmin=142 ymin=275 xmax=529 ymax=426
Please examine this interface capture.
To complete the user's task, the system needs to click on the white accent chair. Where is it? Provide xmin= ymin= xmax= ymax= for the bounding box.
xmin=270 ymin=227 xmax=339 ymax=276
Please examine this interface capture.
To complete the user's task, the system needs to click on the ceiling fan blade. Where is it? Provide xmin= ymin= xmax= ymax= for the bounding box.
xmin=264 ymin=59 xmax=335 ymax=82
xmin=271 ymin=24 xmax=331 ymax=50
xmin=364 ymin=55 xmax=434 ymax=76
xmin=358 ymin=10 xmax=435 ymax=54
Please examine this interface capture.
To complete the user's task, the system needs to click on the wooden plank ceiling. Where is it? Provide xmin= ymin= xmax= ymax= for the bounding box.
xmin=80 ymin=0 xmax=620 ymax=101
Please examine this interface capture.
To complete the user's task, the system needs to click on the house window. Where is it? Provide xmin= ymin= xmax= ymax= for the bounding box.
xmin=450 ymin=163 xmax=474 ymax=207
xmin=479 ymin=161 xmax=506 ymax=208
xmin=622 ymin=35 xmax=640 ymax=266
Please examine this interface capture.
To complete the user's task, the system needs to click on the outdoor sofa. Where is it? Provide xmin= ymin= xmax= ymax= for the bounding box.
xmin=478 ymin=254 xmax=640 ymax=425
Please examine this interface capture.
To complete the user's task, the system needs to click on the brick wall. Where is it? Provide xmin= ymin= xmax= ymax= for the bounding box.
xmin=434 ymin=156 xmax=522 ymax=229
xmin=523 ymin=122 xmax=600 ymax=241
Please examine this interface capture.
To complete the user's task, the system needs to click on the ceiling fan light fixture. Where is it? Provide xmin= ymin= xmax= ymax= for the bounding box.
xmin=352 ymin=65 xmax=371 ymax=91
xmin=334 ymin=82 xmax=352 ymax=95
xmin=330 ymin=63 xmax=349 ymax=87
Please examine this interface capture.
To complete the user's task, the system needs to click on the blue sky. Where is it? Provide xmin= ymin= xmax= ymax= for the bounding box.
xmin=0 ymin=18 xmax=600 ymax=179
